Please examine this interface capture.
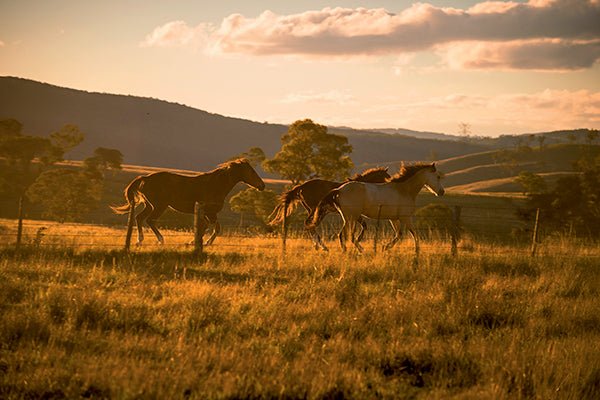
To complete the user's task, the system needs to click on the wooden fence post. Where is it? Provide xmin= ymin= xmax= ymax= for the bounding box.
xmin=282 ymin=211 xmax=288 ymax=255
xmin=124 ymin=202 xmax=135 ymax=252
xmin=530 ymin=208 xmax=541 ymax=256
xmin=374 ymin=204 xmax=382 ymax=253
xmin=451 ymin=205 xmax=462 ymax=256
xmin=194 ymin=202 xmax=203 ymax=256
xmin=15 ymin=195 xmax=24 ymax=251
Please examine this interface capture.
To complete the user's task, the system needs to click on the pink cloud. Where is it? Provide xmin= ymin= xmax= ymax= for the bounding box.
xmin=140 ymin=20 xmax=210 ymax=48
xmin=442 ymin=39 xmax=600 ymax=71
xmin=280 ymin=90 xmax=356 ymax=105
xmin=142 ymin=0 xmax=600 ymax=70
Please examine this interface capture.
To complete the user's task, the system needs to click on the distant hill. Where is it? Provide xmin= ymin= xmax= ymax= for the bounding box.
xmin=0 ymin=76 xmax=490 ymax=172
xmin=438 ymin=144 xmax=600 ymax=195
xmin=1 ymin=76 xmax=595 ymax=175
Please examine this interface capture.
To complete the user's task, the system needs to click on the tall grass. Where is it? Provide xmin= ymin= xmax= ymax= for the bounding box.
xmin=0 ymin=225 xmax=599 ymax=398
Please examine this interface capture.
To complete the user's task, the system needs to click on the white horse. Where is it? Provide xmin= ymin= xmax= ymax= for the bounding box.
xmin=307 ymin=163 xmax=445 ymax=254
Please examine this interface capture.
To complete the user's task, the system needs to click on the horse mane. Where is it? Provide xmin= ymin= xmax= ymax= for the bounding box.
xmin=386 ymin=163 xmax=435 ymax=183
xmin=347 ymin=167 xmax=389 ymax=182
xmin=217 ymin=158 xmax=249 ymax=170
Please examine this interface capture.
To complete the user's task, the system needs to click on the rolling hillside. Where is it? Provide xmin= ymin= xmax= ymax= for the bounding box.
xmin=0 ymin=76 xmax=490 ymax=171
xmin=438 ymin=144 xmax=600 ymax=195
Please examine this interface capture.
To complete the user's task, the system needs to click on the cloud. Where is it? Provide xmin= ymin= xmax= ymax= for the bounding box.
xmin=142 ymin=0 xmax=600 ymax=69
xmin=0 ymin=40 xmax=5 ymax=47
xmin=140 ymin=20 xmax=211 ymax=48
xmin=280 ymin=90 xmax=356 ymax=105
xmin=367 ymin=89 xmax=600 ymax=131
xmin=442 ymin=39 xmax=600 ymax=71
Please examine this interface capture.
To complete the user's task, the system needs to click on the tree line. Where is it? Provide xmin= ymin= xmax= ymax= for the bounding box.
xmin=0 ymin=118 xmax=123 ymax=222
xmin=1 ymin=118 xmax=353 ymax=228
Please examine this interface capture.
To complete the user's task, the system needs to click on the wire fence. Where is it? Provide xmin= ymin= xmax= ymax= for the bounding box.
xmin=1 ymin=203 xmax=599 ymax=258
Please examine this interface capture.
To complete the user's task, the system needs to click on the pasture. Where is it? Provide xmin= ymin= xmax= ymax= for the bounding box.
xmin=1 ymin=218 xmax=599 ymax=399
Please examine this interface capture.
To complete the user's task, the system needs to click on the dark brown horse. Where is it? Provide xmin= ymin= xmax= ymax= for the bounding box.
xmin=112 ymin=159 xmax=265 ymax=245
xmin=268 ymin=167 xmax=390 ymax=250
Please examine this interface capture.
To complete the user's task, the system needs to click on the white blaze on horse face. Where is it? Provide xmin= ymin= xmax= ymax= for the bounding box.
xmin=424 ymin=170 xmax=445 ymax=196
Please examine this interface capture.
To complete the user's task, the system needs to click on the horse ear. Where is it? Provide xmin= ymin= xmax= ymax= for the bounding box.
xmin=432 ymin=162 xmax=436 ymax=171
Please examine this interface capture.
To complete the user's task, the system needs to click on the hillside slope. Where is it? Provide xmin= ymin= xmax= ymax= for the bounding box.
xmin=1 ymin=77 xmax=491 ymax=171
xmin=439 ymin=144 xmax=600 ymax=194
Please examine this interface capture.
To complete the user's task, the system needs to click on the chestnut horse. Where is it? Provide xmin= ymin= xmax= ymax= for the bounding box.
xmin=112 ymin=159 xmax=265 ymax=245
xmin=308 ymin=163 xmax=445 ymax=254
xmin=268 ymin=167 xmax=390 ymax=250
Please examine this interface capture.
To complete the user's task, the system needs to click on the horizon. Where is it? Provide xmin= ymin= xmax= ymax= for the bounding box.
xmin=1 ymin=1 xmax=599 ymax=137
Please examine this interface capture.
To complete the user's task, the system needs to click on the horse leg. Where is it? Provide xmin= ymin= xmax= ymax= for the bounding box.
xmin=146 ymin=205 xmax=167 ymax=244
xmin=407 ymin=220 xmax=419 ymax=258
xmin=204 ymin=215 xmax=220 ymax=245
xmin=350 ymin=219 xmax=364 ymax=253
xmin=384 ymin=220 xmax=403 ymax=251
xmin=338 ymin=218 xmax=347 ymax=252
xmin=355 ymin=217 xmax=367 ymax=245
xmin=307 ymin=227 xmax=326 ymax=251
xmin=135 ymin=203 xmax=153 ymax=246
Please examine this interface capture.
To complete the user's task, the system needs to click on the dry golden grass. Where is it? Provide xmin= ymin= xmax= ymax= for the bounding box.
xmin=1 ymin=219 xmax=599 ymax=399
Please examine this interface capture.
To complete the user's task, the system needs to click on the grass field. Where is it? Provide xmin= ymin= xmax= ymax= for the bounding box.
xmin=1 ymin=219 xmax=599 ymax=399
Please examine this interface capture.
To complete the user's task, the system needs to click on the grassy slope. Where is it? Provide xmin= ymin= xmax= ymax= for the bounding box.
xmin=438 ymin=144 xmax=600 ymax=195
xmin=0 ymin=236 xmax=599 ymax=399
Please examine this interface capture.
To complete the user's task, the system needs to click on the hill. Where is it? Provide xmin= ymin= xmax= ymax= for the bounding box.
xmin=1 ymin=76 xmax=493 ymax=171
xmin=439 ymin=144 xmax=600 ymax=195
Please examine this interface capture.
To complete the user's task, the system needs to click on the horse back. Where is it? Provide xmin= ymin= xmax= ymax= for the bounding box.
xmin=298 ymin=179 xmax=340 ymax=209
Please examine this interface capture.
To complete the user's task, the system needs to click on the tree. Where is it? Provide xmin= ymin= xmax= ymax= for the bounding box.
xmin=84 ymin=147 xmax=123 ymax=179
xmin=515 ymin=171 xmax=547 ymax=195
xmin=586 ymin=129 xmax=599 ymax=146
xmin=518 ymin=154 xmax=600 ymax=236
xmin=0 ymin=120 xmax=73 ymax=201
xmin=229 ymin=147 xmax=266 ymax=167
xmin=263 ymin=119 xmax=353 ymax=184
xmin=229 ymin=188 xmax=278 ymax=227
xmin=26 ymin=169 xmax=102 ymax=222
xmin=0 ymin=119 xmax=122 ymax=224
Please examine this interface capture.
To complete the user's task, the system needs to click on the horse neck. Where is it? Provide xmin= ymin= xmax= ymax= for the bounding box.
xmin=202 ymin=167 xmax=243 ymax=197
xmin=396 ymin=171 xmax=428 ymax=197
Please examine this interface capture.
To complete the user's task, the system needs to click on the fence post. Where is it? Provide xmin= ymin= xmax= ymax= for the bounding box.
xmin=374 ymin=204 xmax=382 ymax=253
xmin=124 ymin=202 xmax=135 ymax=252
xmin=194 ymin=202 xmax=203 ymax=256
xmin=282 ymin=210 xmax=288 ymax=255
xmin=530 ymin=208 xmax=540 ymax=256
xmin=15 ymin=195 xmax=24 ymax=251
xmin=451 ymin=205 xmax=462 ymax=256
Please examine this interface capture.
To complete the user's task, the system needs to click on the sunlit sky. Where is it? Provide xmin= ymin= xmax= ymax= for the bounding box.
xmin=1 ymin=0 xmax=599 ymax=136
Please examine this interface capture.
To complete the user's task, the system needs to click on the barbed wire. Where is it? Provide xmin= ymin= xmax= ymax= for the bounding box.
xmin=1 ymin=203 xmax=598 ymax=256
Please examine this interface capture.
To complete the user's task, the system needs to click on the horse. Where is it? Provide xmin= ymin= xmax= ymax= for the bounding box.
xmin=307 ymin=163 xmax=445 ymax=254
xmin=268 ymin=167 xmax=391 ymax=250
xmin=111 ymin=159 xmax=265 ymax=245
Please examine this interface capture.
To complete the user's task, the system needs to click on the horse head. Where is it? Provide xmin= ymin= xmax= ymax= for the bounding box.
xmin=238 ymin=159 xmax=266 ymax=191
xmin=423 ymin=163 xmax=445 ymax=196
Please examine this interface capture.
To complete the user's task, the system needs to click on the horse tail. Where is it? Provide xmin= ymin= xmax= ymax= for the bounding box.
xmin=110 ymin=176 xmax=144 ymax=214
xmin=306 ymin=189 xmax=339 ymax=230
xmin=268 ymin=184 xmax=303 ymax=226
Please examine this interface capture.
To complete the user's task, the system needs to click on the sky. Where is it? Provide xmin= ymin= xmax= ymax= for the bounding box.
xmin=1 ymin=0 xmax=599 ymax=136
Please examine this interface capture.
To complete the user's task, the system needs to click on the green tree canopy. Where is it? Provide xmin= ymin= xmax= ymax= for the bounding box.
xmin=229 ymin=147 xmax=266 ymax=167
xmin=515 ymin=171 xmax=547 ymax=195
xmin=229 ymin=188 xmax=278 ymax=226
xmin=26 ymin=169 xmax=102 ymax=222
xmin=84 ymin=147 xmax=124 ymax=179
xmin=262 ymin=119 xmax=353 ymax=184
xmin=518 ymin=154 xmax=600 ymax=236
